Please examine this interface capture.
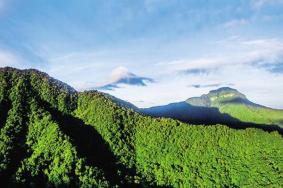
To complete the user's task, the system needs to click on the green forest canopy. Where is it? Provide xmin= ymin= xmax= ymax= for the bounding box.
xmin=0 ymin=67 xmax=282 ymax=187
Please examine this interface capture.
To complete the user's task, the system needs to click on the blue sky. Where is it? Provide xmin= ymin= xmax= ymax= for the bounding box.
xmin=0 ymin=0 xmax=283 ymax=108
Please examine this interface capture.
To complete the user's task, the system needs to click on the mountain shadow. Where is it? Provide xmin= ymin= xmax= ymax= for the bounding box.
xmin=141 ymin=102 xmax=283 ymax=135
xmin=0 ymin=100 xmax=11 ymax=129
xmin=36 ymin=98 xmax=138 ymax=187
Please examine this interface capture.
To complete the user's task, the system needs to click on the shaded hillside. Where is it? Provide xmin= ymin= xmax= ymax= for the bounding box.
xmin=0 ymin=67 xmax=282 ymax=187
xmin=141 ymin=102 xmax=283 ymax=134
xmin=142 ymin=102 xmax=238 ymax=124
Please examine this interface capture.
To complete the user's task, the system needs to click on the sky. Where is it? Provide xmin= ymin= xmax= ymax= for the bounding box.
xmin=0 ymin=0 xmax=283 ymax=108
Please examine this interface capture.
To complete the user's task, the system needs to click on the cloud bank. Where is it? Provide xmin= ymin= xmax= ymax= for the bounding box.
xmin=103 ymin=37 xmax=283 ymax=108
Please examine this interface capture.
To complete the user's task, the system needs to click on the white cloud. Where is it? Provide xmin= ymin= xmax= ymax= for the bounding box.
xmin=94 ymin=66 xmax=132 ymax=88
xmin=162 ymin=38 xmax=283 ymax=74
xmin=93 ymin=66 xmax=154 ymax=90
xmin=110 ymin=66 xmax=130 ymax=82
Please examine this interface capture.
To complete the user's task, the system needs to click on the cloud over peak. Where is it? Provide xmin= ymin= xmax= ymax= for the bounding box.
xmin=96 ymin=67 xmax=154 ymax=90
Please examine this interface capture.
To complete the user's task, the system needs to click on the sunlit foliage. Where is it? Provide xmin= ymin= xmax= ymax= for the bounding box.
xmin=0 ymin=67 xmax=282 ymax=187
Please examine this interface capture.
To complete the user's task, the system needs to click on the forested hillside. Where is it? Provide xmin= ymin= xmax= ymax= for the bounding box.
xmin=0 ymin=67 xmax=282 ymax=187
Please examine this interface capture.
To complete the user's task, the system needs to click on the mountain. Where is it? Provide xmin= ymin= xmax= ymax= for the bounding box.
xmin=0 ymin=67 xmax=282 ymax=187
xmin=142 ymin=87 xmax=283 ymax=130
xmin=188 ymin=87 xmax=283 ymax=126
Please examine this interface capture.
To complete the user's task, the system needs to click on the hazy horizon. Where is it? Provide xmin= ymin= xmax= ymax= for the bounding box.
xmin=1 ymin=0 xmax=283 ymax=108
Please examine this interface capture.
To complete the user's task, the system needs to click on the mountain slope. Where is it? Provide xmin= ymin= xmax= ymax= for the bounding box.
xmin=143 ymin=87 xmax=283 ymax=129
xmin=0 ymin=67 xmax=283 ymax=187
xmin=187 ymin=87 xmax=283 ymax=127
xmin=0 ymin=68 xmax=109 ymax=187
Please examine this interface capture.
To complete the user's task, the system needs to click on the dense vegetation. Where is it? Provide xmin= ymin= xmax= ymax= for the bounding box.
xmin=0 ymin=67 xmax=282 ymax=187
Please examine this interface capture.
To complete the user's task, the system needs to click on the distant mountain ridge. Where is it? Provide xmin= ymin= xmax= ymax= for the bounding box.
xmin=186 ymin=87 xmax=261 ymax=107
xmin=142 ymin=87 xmax=283 ymax=129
